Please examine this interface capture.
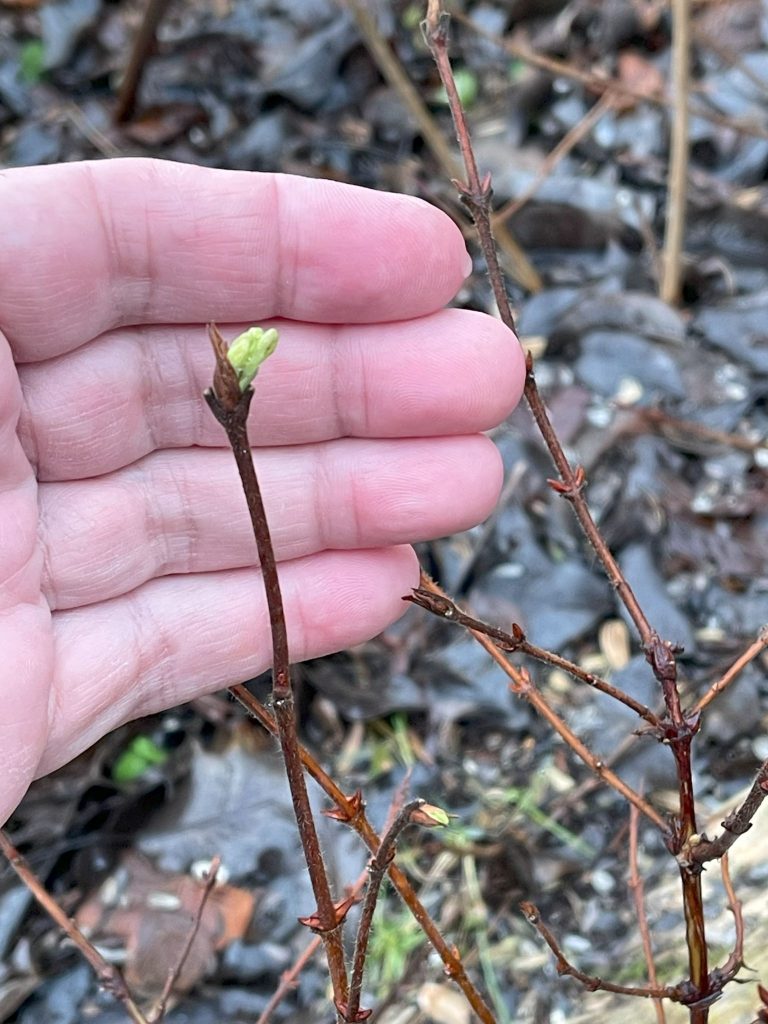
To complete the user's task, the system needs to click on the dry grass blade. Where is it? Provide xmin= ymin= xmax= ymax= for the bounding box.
xmin=629 ymin=805 xmax=667 ymax=1024
xmin=660 ymin=0 xmax=691 ymax=304
xmin=344 ymin=0 xmax=542 ymax=292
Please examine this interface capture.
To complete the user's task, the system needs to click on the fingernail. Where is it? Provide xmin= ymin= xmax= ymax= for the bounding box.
xmin=463 ymin=249 xmax=474 ymax=277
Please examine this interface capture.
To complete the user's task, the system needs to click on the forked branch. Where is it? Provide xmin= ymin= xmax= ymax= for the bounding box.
xmin=520 ymin=901 xmax=690 ymax=1002
xmin=405 ymin=586 xmax=662 ymax=728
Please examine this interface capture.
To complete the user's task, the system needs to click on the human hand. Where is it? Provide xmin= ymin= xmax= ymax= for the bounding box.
xmin=0 ymin=158 xmax=524 ymax=825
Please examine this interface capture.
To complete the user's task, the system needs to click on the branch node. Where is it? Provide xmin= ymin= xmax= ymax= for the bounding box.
xmin=323 ymin=790 xmax=366 ymax=825
xmin=547 ymin=465 xmax=586 ymax=500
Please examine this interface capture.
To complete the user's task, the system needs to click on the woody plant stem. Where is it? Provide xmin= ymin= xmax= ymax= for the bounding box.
xmin=203 ymin=324 xmax=348 ymax=1016
xmin=423 ymin=4 xmax=709 ymax=1016
xmin=229 ymin=684 xmax=498 ymax=1024
xmin=345 ymin=800 xmax=427 ymax=1022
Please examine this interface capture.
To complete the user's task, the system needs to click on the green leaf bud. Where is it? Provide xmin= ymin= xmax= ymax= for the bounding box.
xmin=227 ymin=326 xmax=279 ymax=391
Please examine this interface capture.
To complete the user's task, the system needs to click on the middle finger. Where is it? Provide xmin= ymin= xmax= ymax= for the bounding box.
xmin=20 ymin=309 xmax=522 ymax=481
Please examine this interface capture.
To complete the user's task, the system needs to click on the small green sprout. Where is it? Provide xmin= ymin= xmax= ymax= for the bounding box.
xmin=19 ymin=40 xmax=45 ymax=84
xmin=366 ymin=901 xmax=423 ymax=992
xmin=434 ymin=67 xmax=478 ymax=108
xmin=112 ymin=735 xmax=168 ymax=784
xmin=226 ymin=326 xmax=279 ymax=392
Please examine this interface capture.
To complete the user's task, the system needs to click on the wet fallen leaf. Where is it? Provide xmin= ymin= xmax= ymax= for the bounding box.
xmin=76 ymin=853 xmax=255 ymax=997
xmin=120 ymin=104 xmax=207 ymax=146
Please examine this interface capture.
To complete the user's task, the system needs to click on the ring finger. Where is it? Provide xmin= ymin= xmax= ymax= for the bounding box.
xmin=39 ymin=434 xmax=503 ymax=610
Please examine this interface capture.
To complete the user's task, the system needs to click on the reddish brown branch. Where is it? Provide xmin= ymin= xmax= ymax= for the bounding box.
xmin=257 ymin=859 xmax=377 ymax=1024
xmin=204 ymin=324 xmax=348 ymax=1014
xmin=512 ymin=665 xmax=668 ymax=831
xmin=421 ymin=13 xmax=714 ymax=1013
xmin=415 ymin=573 xmax=669 ymax=833
xmin=423 ymin=3 xmax=656 ymax=651
xmin=256 ymin=784 xmax=415 ymax=1024
xmin=694 ymin=627 xmax=768 ymax=716
xmin=0 ymin=829 xmax=148 ymax=1024
xmin=520 ymin=901 xmax=687 ymax=1001
xmin=689 ymin=759 xmax=768 ymax=865
xmin=405 ymin=586 xmax=663 ymax=729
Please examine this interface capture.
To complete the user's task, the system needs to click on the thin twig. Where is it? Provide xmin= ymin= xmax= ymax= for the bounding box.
xmin=148 ymin=857 xmax=221 ymax=1023
xmin=493 ymin=92 xmax=616 ymax=226
xmin=256 ymin=936 xmax=322 ymax=1024
xmin=629 ymin=805 xmax=667 ymax=1024
xmin=0 ymin=830 xmax=148 ymax=1024
xmin=689 ymin=758 xmax=768 ymax=865
xmin=520 ymin=901 xmax=686 ymax=1001
xmin=405 ymin=586 xmax=663 ymax=729
xmin=660 ymin=0 xmax=691 ymax=304
xmin=561 ymin=622 xmax=768 ymax=823
xmin=694 ymin=627 xmax=768 ymax=716
xmin=423 ymin=3 xmax=656 ymax=650
xmin=228 ymin=684 xmax=499 ymax=1024
xmin=414 ymin=574 xmax=669 ymax=834
xmin=710 ymin=854 xmax=744 ymax=987
xmin=204 ymin=325 xmax=348 ymax=1016
xmin=257 ymin=779 xmax=419 ymax=1024
xmin=114 ymin=0 xmax=173 ymax=123
xmin=344 ymin=0 xmax=541 ymax=293
xmin=637 ymin=407 xmax=767 ymax=454
xmin=452 ymin=9 xmax=768 ymax=141
xmin=256 ymin=859 xmax=375 ymax=1024
xmin=346 ymin=800 xmax=424 ymax=1022
xmin=509 ymin=664 xmax=668 ymax=831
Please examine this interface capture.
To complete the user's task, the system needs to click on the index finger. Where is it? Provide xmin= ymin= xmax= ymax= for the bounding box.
xmin=0 ymin=159 xmax=471 ymax=362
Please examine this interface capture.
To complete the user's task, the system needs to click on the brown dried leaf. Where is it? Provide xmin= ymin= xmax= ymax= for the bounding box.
xmin=120 ymin=104 xmax=206 ymax=147
xmin=76 ymin=853 xmax=255 ymax=997
xmin=615 ymin=50 xmax=665 ymax=110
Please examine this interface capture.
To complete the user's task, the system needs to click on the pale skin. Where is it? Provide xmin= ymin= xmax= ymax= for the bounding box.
xmin=0 ymin=158 xmax=525 ymax=827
